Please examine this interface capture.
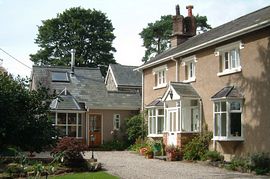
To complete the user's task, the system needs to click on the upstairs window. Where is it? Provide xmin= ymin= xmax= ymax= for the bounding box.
xmin=182 ymin=55 xmax=197 ymax=82
xmin=52 ymin=71 xmax=69 ymax=82
xmin=215 ymin=41 xmax=244 ymax=76
xmin=152 ymin=65 xmax=168 ymax=89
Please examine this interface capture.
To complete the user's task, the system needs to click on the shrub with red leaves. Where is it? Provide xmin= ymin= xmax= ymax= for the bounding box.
xmin=51 ymin=137 xmax=88 ymax=168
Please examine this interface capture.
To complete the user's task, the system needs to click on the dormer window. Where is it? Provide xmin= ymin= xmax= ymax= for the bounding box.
xmin=215 ymin=41 xmax=244 ymax=76
xmin=152 ymin=65 xmax=168 ymax=89
xmin=52 ymin=71 xmax=69 ymax=82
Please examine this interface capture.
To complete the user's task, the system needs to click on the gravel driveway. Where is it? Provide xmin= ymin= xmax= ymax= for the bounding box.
xmin=84 ymin=151 xmax=267 ymax=179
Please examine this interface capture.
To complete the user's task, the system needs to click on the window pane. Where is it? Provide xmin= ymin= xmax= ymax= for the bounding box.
xmin=57 ymin=126 xmax=66 ymax=136
xmin=52 ymin=72 xmax=69 ymax=82
xmin=57 ymin=113 xmax=66 ymax=124
xmin=230 ymin=49 xmax=236 ymax=68
xmin=158 ymin=109 xmax=164 ymax=115
xmin=215 ymin=102 xmax=220 ymax=112
xmin=68 ymin=113 xmax=76 ymax=124
xmin=214 ymin=114 xmax=219 ymax=136
xmin=230 ymin=101 xmax=241 ymax=111
xmin=221 ymin=113 xmax=227 ymax=136
xmin=224 ymin=52 xmax=229 ymax=69
xmin=191 ymin=100 xmax=198 ymax=106
xmin=230 ymin=113 xmax=241 ymax=137
xmin=189 ymin=63 xmax=193 ymax=78
xmin=78 ymin=126 xmax=82 ymax=137
xmin=68 ymin=126 xmax=76 ymax=137
xmin=221 ymin=102 xmax=226 ymax=112
xmin=50 ymin=112 xmax=56 ymax=124
xmin=157 ymin=117 xmax=164 ymax=134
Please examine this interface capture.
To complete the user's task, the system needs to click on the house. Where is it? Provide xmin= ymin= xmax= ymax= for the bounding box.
xmin=105 ymin=64 xmax=142 ymax=94
xmin=30 ymin=62 xmax=141 ymax=146
xmin=135 ymin=5 xmax=270 ymax=159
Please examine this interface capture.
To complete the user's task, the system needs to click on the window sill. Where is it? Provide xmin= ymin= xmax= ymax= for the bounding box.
xmin=217 ymin=67 xmax=242 ymax=77
xmin=182 ymin=78 xmax=196 ymax=83
xmin=212 ymin=136 xmax=244 ymax=141
xmin=148 ymin=134 xmax=163 ymax=138
xmin=153 ymin=83 xmax=167 ymax=90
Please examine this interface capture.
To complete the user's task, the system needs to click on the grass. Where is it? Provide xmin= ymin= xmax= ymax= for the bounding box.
xmin=50 ymin=171 xmax=119 ymax=179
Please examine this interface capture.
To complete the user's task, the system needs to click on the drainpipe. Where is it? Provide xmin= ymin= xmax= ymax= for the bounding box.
xmin=171 ymin=57 xmax=179 ymax=81
xmin=199 ymin=99 xmax=203 ymax=136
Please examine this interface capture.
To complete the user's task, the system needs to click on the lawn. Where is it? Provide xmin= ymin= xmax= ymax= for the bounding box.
xmin=50 ymin=171 xmax=119 ymax=179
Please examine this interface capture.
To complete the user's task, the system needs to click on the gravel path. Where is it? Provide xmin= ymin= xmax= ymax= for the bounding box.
xmin=84 ymin=151 xmax=267 ymax=179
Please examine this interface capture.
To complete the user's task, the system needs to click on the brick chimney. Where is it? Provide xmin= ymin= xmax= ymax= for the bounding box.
xmin=170 ymin=5 xmax=196 ymax=48
xmin=184 ymin=5 xmax=196 ymax=36
xmin=171 ymin=5 xmax=185 ymax=48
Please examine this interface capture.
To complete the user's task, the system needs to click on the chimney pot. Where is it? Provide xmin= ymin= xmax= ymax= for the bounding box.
xmin=176 ymin=5 xmax=180 ymax=16
xmin=186 ymin=5 xmax=194 ymax=16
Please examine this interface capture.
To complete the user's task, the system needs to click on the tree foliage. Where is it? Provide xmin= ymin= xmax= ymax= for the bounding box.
xmin=140 ymin=14 xmax=212 ymax=62
xmin=139 ymin=15 xmax=172 ymax=63
xmin=30 ymin=7 xmax=116 ymax=76
xmin=0 ymin=74 xmax=57 ymax=152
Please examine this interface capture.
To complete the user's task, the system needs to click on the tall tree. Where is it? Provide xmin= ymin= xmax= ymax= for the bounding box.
xmin=0 ymin=74 xmax=57 ymax=152
xmin=140 ymin=14 xmax=212 ymax=62
xmin=30 ymin=7 xmax=116 ymax=76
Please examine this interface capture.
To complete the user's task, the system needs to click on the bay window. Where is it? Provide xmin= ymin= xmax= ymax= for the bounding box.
xmin=213 ymin=100 xmax=243 ymax=140
xmin=53 ymin=112 xmax=83 ymax=138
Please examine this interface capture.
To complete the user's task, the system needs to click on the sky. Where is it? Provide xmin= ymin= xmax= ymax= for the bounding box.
xmin=0 ymin=0 xmax=269 ymax=78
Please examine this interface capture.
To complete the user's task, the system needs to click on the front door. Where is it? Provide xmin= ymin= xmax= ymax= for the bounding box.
xmin=89 ymin=114 xmax=102 ymax=146
xmin=167 ymin=109 xmax=177 ymax=146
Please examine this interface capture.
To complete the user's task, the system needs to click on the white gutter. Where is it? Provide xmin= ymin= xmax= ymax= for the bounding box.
xmin=134 ymin=19 xmax=270 ymax=71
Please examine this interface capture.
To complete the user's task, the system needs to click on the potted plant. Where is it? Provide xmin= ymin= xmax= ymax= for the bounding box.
xmin=165 ymin=145 xmax=181 ymax=161
xmin=139 ymin=147 xmax=148 ymax=156
xmin=145 ymin=148 xmax=154 ymax=159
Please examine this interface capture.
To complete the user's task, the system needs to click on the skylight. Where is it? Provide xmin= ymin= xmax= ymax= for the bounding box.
xmin=51 ymin=71 xmax=69 ymax=82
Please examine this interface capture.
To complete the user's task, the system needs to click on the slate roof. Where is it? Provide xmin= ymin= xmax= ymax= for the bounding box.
xmin=110 ymin=64 xmax=141 ymax=87
xmin=146 ymin=98 xmax=164 ymax=107
xmin=31 ymin=65 xmax=141 ymax=110
xmin=139 ymin=5 xmax=270 ymax=69
xmin=171 ymin=82 xmax=200 ymax=98
xmin=211 ymin=86 xmax=243 ymax=99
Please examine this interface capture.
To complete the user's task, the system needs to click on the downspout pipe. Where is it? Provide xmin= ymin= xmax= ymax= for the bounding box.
xmin=171 ymin=57 xmax=179 ymax=81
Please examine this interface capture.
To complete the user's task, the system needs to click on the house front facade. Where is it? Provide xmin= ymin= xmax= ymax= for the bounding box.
xmin=136 ymin=5 xmax=270 ymax=159
xmin=30 ymin=64 xmax=141 ymax=146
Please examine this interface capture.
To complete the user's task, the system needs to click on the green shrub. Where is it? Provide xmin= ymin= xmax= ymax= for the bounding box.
xmin=101 ymin=140 xmax=128 ymax=151
xmin=249 ymin=153 xmax=270 ymax=175
xmin=128 ymin=137 xmax=148 ymax=152
xmin=183 ymin=132 xmax=212 ymax=161
xmin=51 ymin=137 xmax=88 ymax=168
xmin=205 ymin=150 xmax=223 ymax=162
xmin=225 ymin=156 xmax=250 ymax=172
xmin=125 ymin=114 xmax=147 ymax=144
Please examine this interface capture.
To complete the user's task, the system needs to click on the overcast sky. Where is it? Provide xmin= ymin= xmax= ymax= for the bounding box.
xmin=0 ymin=0 xmax=269 ymax=77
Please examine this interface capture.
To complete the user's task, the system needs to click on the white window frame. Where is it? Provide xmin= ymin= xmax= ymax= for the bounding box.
xmin=113 ymin=114 xmax=121 ymax=130
xmin=215 ymin=41 xmax=244 ymax=76
xmin=213 ymin=100 xmax=244 ymax=141
xmin=181 ymin=55 xmax=197 ymax=83
xmin=147 ymin=108 xmax=164 ymax=137
xmin=53 ymin=112 xmax=83 ymax=138
xmin=152 ymin=65 xmax=168 ymax=89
